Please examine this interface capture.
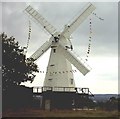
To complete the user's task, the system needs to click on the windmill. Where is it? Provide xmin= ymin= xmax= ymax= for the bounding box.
xmin=24 ymin=3 xmax=96 ymax=92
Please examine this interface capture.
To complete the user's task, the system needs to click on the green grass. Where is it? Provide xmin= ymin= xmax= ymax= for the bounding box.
xmin=3 ymin=109 xmax=119 ymax=118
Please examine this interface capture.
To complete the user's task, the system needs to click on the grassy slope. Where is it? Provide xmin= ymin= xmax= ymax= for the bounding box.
xmin=3 ymin=109 xmax=119 ymax=117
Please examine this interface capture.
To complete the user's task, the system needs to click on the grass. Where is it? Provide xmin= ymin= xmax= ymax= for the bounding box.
xmin=2 ymin=109 xmax=119 ymax=118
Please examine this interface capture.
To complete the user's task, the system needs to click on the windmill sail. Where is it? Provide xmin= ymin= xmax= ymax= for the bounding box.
xmin=30 ymin=40 xmax=52 ymax=60
xmin=24 ymin=5 xmax=57 ymax=35
xmin=62 ymin=3 xmax=96 ymax=38
xmin=59 ymin=43 xmax=91 ymax=75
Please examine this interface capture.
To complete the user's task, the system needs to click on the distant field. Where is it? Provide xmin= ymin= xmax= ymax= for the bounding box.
xmin=2 ymin=109 xmax=119 ymax=118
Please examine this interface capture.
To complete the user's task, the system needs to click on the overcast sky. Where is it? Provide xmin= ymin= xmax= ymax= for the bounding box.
xmin=1 ymin=2 xmax=118 ymax=94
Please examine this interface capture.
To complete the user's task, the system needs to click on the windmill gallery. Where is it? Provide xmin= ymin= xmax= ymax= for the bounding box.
xmin=24 ymin=3 xmax=96 ymax=110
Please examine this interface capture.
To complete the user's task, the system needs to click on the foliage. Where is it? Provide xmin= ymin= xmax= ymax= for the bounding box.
xmin=1 ymin=32 xmax=39 ymax=91
xmin=96 ymin=96 xmax=118 ymax=111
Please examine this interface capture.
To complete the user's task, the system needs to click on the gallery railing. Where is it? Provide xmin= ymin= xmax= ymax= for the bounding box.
xmin=33 ymin=86 xmax=94 ymax=96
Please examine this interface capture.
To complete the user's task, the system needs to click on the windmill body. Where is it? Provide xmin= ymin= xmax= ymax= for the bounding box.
xmin=44 ymin=34 xmax=75 ymax=91
xmin=24 ymin=3 xmax=96 ymax=92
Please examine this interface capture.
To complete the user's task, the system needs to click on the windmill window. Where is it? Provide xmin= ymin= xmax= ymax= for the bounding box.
xmin=49 ymin=72 xmax=53 ymax=76
xmin=53 ymin=49 xmax=56 ymax=53
xmin=70 ymin=79 xmax=73 ymax=85
xmin=48 ymin=79 xmax=53 ymax=81
xmin=50 ymin=64 xmax=55 ymax=66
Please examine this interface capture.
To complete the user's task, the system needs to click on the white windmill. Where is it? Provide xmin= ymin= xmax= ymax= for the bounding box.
xmin=24 ymin=3 xmax=96 ymax=92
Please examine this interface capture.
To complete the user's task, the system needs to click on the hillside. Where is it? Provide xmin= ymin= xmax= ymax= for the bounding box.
xmin=93 ymin=94 xmax=118 ymax=102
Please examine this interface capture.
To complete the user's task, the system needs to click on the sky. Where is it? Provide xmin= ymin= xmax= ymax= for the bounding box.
xmin=1 ymin=2 xmax=118 ymax=94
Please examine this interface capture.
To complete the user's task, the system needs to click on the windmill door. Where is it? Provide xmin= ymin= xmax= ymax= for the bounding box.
xmin=45 ymin=99 xmax=51 ymax=110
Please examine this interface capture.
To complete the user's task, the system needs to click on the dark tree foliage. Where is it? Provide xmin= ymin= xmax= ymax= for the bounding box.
xmin=118 ymin=97 xmax=120 ymax=111
xmin=96 ymin=96 xmax=118 ymax=111
xmin=1 ymin=32 xmax=39 ymax=91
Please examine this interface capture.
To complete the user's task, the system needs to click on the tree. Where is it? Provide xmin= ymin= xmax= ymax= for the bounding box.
xmin=1 ymin=32 xmax=39 ymax=91
xmin=1 ymin=32 xmax=39 ymax=110
xmin=118 ymin=97 xmax=120 ymax=111
xmin=96 ymin=97 xmax=118 ymax=111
